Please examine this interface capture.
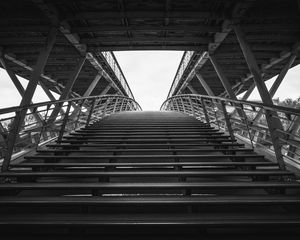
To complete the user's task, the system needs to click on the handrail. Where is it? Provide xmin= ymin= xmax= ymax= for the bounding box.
xmin=0 ymin=95 xmax=140 ymax=115
xmin=0 ymin=95 xmax=141 ymax=171
xmin=162 ymin=94 xmax=300 ymax=116
xmin=161 ymin=94 xmax=300 ymax=171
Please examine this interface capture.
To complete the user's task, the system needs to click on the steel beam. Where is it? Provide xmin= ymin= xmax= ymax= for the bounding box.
xmin=47 ymin=56 xmax=86 ymax=123
xmin=33 ymin=0 xmax=126 ymax=97
xmin=195 ymin=72 xmax=215 ymax=96
xmin=39 ymin=81 xmax=65 ymax=116
xmin=252 ymin=53 xmax=298 ymax=123
xmin=234 ymin=24 xmax=285 ymax=169
xmin=1 ymin=27 xmax=57 ymax=171
xmin=0 ymin=58 xmax=44 ymax=123
xmin=186 ymin=85 xmax=198 ymax=94
xmin=82 ymin=73 xmax=103 ymax=97
xmin=209 ymin=55 xmax=237 ymax=100
xmin=100 ymin=84 xmax=113 ymax=96
xmin=241 ymin=83 xmax=255 ymax=100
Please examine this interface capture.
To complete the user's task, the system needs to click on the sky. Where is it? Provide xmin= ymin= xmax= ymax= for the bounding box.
xmin=0 ymin=51 xmax=299 ymax=111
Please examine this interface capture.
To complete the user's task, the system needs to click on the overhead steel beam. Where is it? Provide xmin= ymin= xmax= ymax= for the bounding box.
xmin=1 ymin=27 xmax=57 ymax=171
xmin=2 ymin=52 xmax=81 ymax=98
xmin=66 ymin=11 xmax=219 ymax=20
xmin=73 ymin=25 xmax=220 ymax=33
xmin=33 ymin=0 xmax=125 ymax=97
xmin=172 ymin=1 xmax=254 ymax=96
xmin=226 ymin=43 xmax=300 ymax=97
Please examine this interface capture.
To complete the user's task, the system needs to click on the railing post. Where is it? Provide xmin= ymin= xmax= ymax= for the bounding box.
xmin=200 ymin=98 xmax=210 ymax=125
xmin=85 ymin=98 xmax=96 ymax=127
xmin=74 ymin=100 xmax=85 ymax=130
xmin=220 ymin=101 xmax=235 ymax=141
xmin=57 ymin=101 xmax=72 ymax=144
xmin=112 ymin=97 xmax=119 ymax=113
xmin=181 ymin=97 xmax=187 ymax=114
xmin=264 ymin=109 xmax=285 ymax=170
xmin=188 ymin=97 xmax=195 ymax=116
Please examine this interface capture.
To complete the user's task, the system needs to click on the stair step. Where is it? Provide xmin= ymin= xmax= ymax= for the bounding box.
xmin=24 ymin=154 xmax=264 ymax=160
xmin=47 ymin=143 xmax=245 ymax=148
xmin=59 ymin=138 xmax=236 ymax=143
xmin=1 ymin=181 xmax=299 ymax=191
xmin=11 ymin=161 xmax=278 ymax=168
xmin=72 ymin=130 xmax=221 ymax=135
xmin=1 ymin=213 xmax=300 ymax=227
xmin=1 ymin=195 xmax=300 ymax=206
xmin=36 ymin=148 xmax=254 ymax=153
xmin=1 ymin=170 xmax=291 ymax=178
xmin=63 ymin=135 xmax=230 ymax=139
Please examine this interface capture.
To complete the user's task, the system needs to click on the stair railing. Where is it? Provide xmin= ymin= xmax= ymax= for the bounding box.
xmin=0 ymin=95 xmax=141 ymax=171
xmin=161 ymin=94 xmax=300 ymax=170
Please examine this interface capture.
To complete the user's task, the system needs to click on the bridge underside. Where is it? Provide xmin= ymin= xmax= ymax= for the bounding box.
xmin=0 ymin=0 xmax=299 ymax=99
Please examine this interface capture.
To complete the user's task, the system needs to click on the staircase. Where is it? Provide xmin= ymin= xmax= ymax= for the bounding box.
xmin=1 ymin=111 xmax=300 ymax=239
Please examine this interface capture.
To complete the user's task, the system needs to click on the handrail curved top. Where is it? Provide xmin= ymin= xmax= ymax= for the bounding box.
xmin=161 ymin=94 xmax=300 ymax=116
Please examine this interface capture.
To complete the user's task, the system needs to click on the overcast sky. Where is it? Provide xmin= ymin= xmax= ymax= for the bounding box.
xmin=0 ymin=51 xmax=299 ymax=110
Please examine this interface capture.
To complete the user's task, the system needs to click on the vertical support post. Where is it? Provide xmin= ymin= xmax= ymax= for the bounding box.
xmin=181 ymin=97 xmax=186 ymax=114
xmin=57 ymin=102 xmax=72 ymax=143
xmin=74 ymin=100 xmax=85 ymax=130
xmin=220 ymin=101 xmax=235 ymax=141
xmin=112 ymin=98 xmax=119 ymax=113
xmin=200 ymin=98 xmax=210 ymax=125
xmin=234 ymin=24 xmax=285 ymax=169
xmin=85 ymin=98 xmax=96 ymax=127
xmin=188 ymin=97 xmax=195 ymax=116
xmin=1 ymin=27 xmax=57 ymax=172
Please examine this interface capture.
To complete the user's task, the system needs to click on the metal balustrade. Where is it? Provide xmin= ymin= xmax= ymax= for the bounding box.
xmin=0 ymin=95 xmax=141 ymax=171
xmin=161 ymin=94 xmax=300 ymax=170
xmin=101 ymin=52 xmax=134 ymax=99
xmin=167 ymin=51 xmax=195 ymax=98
